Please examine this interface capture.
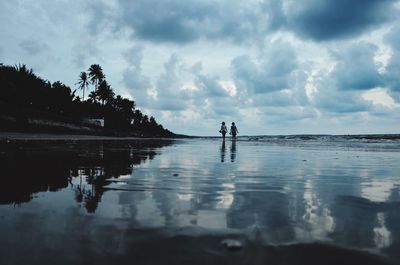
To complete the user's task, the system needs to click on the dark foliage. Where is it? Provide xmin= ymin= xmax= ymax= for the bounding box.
xmin=0 ymin=63 xmax=174 ymax=137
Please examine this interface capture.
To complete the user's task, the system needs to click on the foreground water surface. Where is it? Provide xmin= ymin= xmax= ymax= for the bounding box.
xmin=0 ymin=136 xmax=399 ymax=265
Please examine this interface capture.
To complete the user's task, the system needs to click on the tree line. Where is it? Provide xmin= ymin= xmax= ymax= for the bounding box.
xmin=0 ymin=63 xmax=174 ymax=137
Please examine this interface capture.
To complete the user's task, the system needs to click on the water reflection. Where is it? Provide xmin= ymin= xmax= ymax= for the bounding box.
xmin=220 ymin=139 xmax=226 ymax=163
xmin=0 ymin=140 xmax=173 ymax=213
xmin=230 ymin=139 xmax=236 ymax=162
xmin=1 ymin=139 xmax=400 ymax=264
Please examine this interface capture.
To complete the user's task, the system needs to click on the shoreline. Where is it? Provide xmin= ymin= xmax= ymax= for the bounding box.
xmin=1 ymin=131 xmax=399 ymax=142
xmin=0 ymin=131 xmax=184 ymax=141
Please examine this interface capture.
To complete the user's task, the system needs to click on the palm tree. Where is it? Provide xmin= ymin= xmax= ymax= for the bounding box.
xmin=97 ymin=80 xmax=114 ymax=105
xmin=88 ymin=91 xmax=98 ymax=103
xmin=133 ymin=110 xmax=143 ymax=128
xmin=76 ymin=72 xmax=89 ymax=100
xmin=88 ymin=64 xmax=105 ymax=91
xmin=14 ymin=64 xmax=33 ymax=75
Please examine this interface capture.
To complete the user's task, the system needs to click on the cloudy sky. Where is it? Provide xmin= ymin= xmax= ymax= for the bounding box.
xmin=1 ymin=0 xmax=400 ymax=136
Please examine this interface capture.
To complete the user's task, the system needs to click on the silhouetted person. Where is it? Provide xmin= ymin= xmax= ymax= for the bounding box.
xmin=220 ymin=139 xmax=226 ymax=162
xmin=219 ymin=121 xmax=228 ymax=139
xmin=230 ymin=122 xmax=239 ymax=138
xmin=230 ymin=139 xmax=236 ymax=162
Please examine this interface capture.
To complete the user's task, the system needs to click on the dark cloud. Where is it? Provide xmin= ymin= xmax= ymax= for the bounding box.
xmin=312 ymin=73 xmax=374 ymax=114
xmin=19 ymin=40 xmax=48 ymax=55
xmin=329 ymin=42 xmax=383 ymax=90
xmin=313 ymin=86 xmax=373 ymax=113
xmin=384 ymin=51 xmax=400 ymax=101
xmin=78 ymin=0 xmax=400 ymax=50
xmin=116 ymin=0 xmax=265 ymax=44
xmin=384 ymin=24 xmax=400 ymax=101
xmin=108 ymin=0 xmax=398 ymax=45
xmin=231 ymin=40 xmax=298 ymax=94
xmin=286 ymin=0 xmax=397 ymax=41
xmin=310 ymin=42 xmax=384 ymax=113
xmin=118 ymin=0 xmax=207 ymax=43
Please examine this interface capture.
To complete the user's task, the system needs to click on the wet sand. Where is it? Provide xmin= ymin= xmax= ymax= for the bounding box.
xmin=0 ymin=137 xmax=399 ymax=264
xmin=0 ymin=131 xmax=144 ymax=141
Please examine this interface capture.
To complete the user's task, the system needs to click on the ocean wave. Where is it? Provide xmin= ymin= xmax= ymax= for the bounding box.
xmin=206 ymin=134 xmax=400 ymax=152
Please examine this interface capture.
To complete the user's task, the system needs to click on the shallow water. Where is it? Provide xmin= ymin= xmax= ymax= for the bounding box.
xmin=0 ymin=137 xmax=399 ymax=264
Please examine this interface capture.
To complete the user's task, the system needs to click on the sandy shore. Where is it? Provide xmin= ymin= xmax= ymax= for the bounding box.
xmin=0 ymin=131 xmax=153 ymax=141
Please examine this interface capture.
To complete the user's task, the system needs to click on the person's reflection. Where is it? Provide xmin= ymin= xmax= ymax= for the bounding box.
xmin=220 ymin=139 xmax=226 ymax=162
xmin=230 ymin=139 xmax=236 ymax=162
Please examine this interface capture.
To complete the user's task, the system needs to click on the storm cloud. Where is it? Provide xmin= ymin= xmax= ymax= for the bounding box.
xmin=113 ymin=0 xmax=398 ymax=44
xmin=285 ymin=0 xmax=397 ymax=41
xmin=117 ymin=0 xmax=266 ymax=44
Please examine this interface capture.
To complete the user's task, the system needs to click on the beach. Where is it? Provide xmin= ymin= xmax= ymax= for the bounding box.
xmin=0 ymin=136 xmax=399 ymax=264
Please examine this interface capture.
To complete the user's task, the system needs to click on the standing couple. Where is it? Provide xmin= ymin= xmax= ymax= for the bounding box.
xmin=219 ymin=121 xmax=239 ymax=139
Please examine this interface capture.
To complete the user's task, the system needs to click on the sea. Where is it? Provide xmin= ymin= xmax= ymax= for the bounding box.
xmin=0 ymin=135 xmax=399 ymax=264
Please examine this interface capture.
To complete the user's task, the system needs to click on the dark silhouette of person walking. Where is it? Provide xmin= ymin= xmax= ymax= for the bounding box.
xmin=230 ymin=122 xmax=239 ymax=138
xmin=219 ymin=121 xmax=228 ymax=139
